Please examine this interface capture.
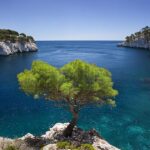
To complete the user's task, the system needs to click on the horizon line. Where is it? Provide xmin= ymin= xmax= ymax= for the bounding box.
xmin=36 ymin=39 xmax=123 ymax=42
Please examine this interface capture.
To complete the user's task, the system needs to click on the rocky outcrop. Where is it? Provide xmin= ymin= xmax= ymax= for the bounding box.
xmin=118 ymin=26 xmax=150 ymax=50
xmin=118 ymin=40 xmax=150 ymax=50
xmin=0 ymin=41 xmax=38 ymax=55
xmin=0 ymin=137 xmax=14 ymax=150
xmin=0 ymin=123 xmax=120 ymax=150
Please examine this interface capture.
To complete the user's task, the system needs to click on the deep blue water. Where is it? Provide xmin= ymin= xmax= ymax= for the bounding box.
xmin=0 ymin=41 xmax=150 ymax=150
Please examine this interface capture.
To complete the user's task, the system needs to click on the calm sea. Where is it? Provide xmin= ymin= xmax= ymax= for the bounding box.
xmin=0 ymin=41 xmax=150 ymax=150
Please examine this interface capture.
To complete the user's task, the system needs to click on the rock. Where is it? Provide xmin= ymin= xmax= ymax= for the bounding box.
xmin=0 ymin=123 xmax=120 ymax=150
xmin=42 ymin=123 xmax=69 ymax=141
xmin=93 ymin=137 xmax=120 ymax=150
xmin=24 ymin=137 xmax=47 ymax=148
xmin=19 ymin=133 xmax=35 ymax=140
xmin=118 ymin=40 xmax=150 ymax=50
xmin=14 ymin=139 xmax=34 ymax=150
xmin=42 ymin=144 xmax=57 ymax=150
xmin=0 ymin=41 xmax=38 ymax=55
xmin=0 ymin=137 xmax=14 ymax=150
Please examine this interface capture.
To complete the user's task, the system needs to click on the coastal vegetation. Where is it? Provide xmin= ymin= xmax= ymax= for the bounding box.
xmin=0 ymin=29 xmax=35 ymax=43
xmin=17 ymin=59 xmax=118 ymax=137
xmin=0 ymin=122 xmax=119 ymax=150
xmin=57 ymin=141 xmax=95 ymax=150
xmin=4 ymin=145 xmax=18 ymax=150
xmin=118 ymin=26 xmax=150 ymax=49
xmin=125 ymin=26 xmax=150 ymax=44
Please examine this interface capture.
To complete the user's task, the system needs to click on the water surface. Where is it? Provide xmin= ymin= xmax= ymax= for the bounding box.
xmin=0 ymin=41 xmax=150 ymax=150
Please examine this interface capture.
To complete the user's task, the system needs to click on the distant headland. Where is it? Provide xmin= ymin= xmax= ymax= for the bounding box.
xmin=0 ymin=29 xmax=38 ymax=55
xmin=118 ymin=26 xmax=150 ymax=49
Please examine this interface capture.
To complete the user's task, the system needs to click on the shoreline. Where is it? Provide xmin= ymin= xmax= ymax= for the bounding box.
xmin=117 ymin=42 xmax=150 ymax=50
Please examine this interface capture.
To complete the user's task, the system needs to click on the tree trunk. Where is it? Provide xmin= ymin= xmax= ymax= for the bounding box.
xmin=63 ymin=105 xmax=78 ymax=137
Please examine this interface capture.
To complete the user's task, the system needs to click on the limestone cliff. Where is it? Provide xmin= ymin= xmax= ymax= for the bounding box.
xmin=118 ymin=40 xmax=150 ymax=49
xmin=0 ymin=41 xmax=38 ymax=55
xmin=118 ymin=26 xmax=150 ymax=49
xmin=0 ymin=29 xmax=38 ymax=55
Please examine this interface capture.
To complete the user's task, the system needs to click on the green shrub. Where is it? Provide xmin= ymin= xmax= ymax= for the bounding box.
xmin=4 ymin=145 xmax=18 ymax=150
xmin=0 ymin=29 xmax=35 ymax=42
xmin=57 ymin=141 xmax=95 ymax=150
xmin=20 ymin=33 xmax=26 ymax=37
xmin=26 ymin=36 xmax=35 ymax=42
xmin=80 ymin=144 xmax=95 ymax=150
xmin=57 ymin=141 xmax=71 ymax=149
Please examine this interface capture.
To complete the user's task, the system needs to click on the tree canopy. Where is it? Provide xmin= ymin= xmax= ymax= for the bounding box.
xmin=18 ymin=60 xmax=118 ymax=106
xmin=17 ymin=59 xmax=118 ymax=136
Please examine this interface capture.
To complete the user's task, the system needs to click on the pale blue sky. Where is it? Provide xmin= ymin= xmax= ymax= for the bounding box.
xmin=0 ymin=0 xmax=150 ymax=40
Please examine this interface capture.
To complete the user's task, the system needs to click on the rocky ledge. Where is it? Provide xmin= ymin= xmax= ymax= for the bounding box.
xmin=118 ymin=41 xmax=150 ymax=50
xmin=0 ymin=123 xmax=119 ymax=150
xmin=118 ymin=26 xmax=150 ymax=50
xmin=0 ymin=41 xmax=38 ymax=55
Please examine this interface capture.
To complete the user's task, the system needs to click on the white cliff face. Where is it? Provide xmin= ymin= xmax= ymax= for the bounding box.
xmin=118 ymin=39 xmax=150 ymax=50
xmin=41 ymin=123 xmax=69 ymax=141
xmin=124 ymin=41 xmax=150 ymax=49
xmin=0 ymin=41 xmax=38 ymax=55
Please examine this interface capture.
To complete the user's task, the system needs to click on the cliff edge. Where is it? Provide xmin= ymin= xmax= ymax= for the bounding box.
xmin=0 ymin=29 xmax=38 ymax=55
xmin=0 ymin=123 xmax=120 ymax=150
xmin=118 ymin=26 xmax=150 ymax=50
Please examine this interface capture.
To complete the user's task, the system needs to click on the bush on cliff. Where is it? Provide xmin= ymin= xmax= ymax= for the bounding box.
xmin=4 ymin=145 xmax=18 ymax=150
xmin=57 ymin=141 xmax=95 ymax=150
xmin=0 ymin=29 xmax=35 ymax=42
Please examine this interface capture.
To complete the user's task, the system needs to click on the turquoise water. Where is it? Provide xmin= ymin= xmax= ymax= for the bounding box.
xmin=0 ymin=41 xmax=150 ymax=150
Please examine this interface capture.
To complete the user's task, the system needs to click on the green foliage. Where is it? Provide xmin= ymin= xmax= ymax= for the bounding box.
xmin=18 ymin=36 xmax=26 ymax=43
xmin=57 ymin=141 xmax=95 ymax=150
xmin=18 ymin=60 xmax=118 ymax=108
xmin=26 ymin=36 xmax=35 ymax=42
xmin=10 ymin=35 xmax=18 ymax=43
xmin=60 ymin=60 xmax=118 ymax=105
xmin=20 ymin=33 xmax=26 ymax=37
xmin=125 ymin=26 xmax=150 ymax=43
xmin=4 ymin=145 xmax=18 ymax=150
xmin=0 ymin=29 xmax=19 ymax=36
xmin=80 ymin=144 xmax=95 ymax=150
xmin=0 ymin=29 xmax=35 ymax=42
xmin=57 ymin=141 xmax=71 ymax=149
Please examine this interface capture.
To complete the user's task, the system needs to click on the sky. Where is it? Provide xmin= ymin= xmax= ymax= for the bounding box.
xmin=0 ymin=0 xmax=150 ymax=40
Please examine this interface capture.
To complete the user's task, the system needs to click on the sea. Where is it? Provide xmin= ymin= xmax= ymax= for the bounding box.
xmin=0 ymin=41 xmax=150 ymax=150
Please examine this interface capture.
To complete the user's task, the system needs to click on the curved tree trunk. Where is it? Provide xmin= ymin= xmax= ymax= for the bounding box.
xmin=63 ymin=105 xmax=79 ymax=137
xmin=63 ymin=116 xmax=78 ymax=137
